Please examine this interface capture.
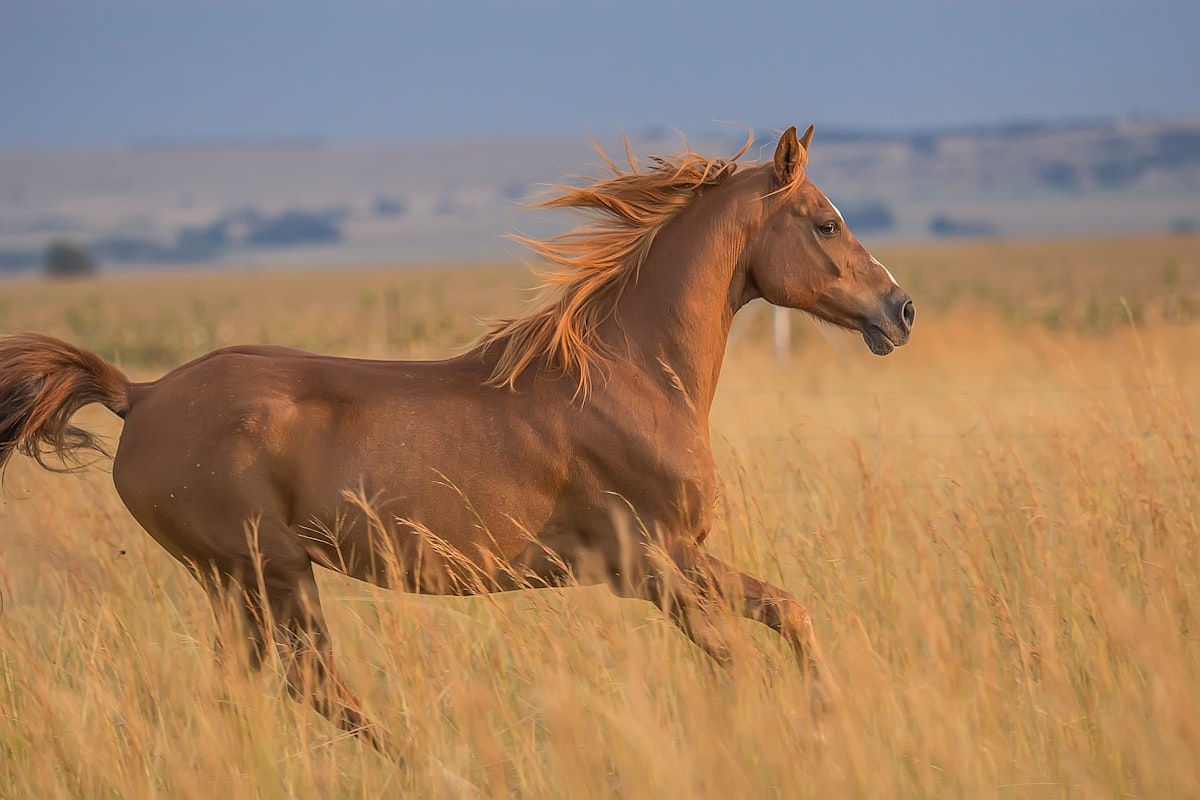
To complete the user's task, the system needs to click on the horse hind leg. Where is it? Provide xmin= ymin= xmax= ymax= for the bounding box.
xmin=258 ymin=569 xmax=481 ymax=790
xmin=253 ymin=565 xmax=390 ymax=753
xmin=183 ymin=534 xmax=390 ymax=753
xmin=195 ymin=570 xmax=269 ymax=671
xmin=115 ymin=454 xmax=392 ymax=753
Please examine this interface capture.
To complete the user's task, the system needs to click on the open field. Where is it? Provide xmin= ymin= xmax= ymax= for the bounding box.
xmin=2 ymin=234 xmax=1200 ymax=798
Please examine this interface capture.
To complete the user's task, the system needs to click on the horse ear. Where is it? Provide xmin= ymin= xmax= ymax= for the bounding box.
xmin=799 ymin=124 xmax=815 ymax=151
xmin=773 ymin=125 xmax=808 ymax=185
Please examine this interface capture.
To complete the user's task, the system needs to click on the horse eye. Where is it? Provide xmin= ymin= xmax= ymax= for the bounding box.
xmin=817 ymin=221 xmax=840 ymax=237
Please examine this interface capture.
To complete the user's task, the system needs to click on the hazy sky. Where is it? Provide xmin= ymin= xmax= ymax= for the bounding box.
xmin=2 ymin=0 xmax=1198 ymax=149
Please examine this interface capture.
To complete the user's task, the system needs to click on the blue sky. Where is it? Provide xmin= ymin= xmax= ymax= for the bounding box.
xmin=2 ymin=0 xmax=1198 ymax=149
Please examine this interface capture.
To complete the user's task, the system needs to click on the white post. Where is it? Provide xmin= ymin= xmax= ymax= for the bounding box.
xmin=773 ymin=307 xmax=790 ymax=364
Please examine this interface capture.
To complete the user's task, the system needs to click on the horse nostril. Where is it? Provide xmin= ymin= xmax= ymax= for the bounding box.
xmin=901 ymin=299 xmax=915 ymax=331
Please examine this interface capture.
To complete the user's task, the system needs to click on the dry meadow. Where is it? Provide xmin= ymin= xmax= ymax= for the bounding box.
xmin=2 ymin=235 xmax=1200 ymax=798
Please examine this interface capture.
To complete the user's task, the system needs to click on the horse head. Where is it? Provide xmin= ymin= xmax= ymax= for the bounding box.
xmin=740 ymin=125 xmax=914 ymax=355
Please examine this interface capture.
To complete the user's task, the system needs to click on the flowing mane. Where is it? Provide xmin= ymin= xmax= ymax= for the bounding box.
xmin=480 ymin=135 xmax=754 ymax=394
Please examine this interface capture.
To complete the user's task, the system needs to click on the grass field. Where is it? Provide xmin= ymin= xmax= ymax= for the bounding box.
xmin=2 ymin=234 xmax=1200 ymax=798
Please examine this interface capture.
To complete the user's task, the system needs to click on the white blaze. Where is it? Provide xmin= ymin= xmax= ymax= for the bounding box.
xmin=826 ymin=191 xmax=898 ymax=286
xmin=824 ymin=193 xmax=845 ymax=222
xmin=871 ymin=255 xmax=899 ymax=286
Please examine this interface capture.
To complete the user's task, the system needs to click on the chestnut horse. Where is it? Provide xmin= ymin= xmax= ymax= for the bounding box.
xmin=0 ymin=126 xmax=913 ymax=752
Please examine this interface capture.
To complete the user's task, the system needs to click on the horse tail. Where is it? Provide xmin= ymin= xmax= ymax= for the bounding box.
xmin=0 ymin=332 xmax=132 ymax=475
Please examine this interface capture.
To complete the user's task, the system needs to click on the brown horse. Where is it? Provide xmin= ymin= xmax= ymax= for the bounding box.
xmin=0 ymin=125 xmax=912 ymax=752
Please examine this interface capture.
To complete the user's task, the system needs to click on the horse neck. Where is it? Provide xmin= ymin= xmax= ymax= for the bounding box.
xmin=603 ymin=180 xmax=754 ymax=419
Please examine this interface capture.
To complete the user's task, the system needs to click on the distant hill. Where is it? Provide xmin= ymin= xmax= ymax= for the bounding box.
xmin=1 ymin=118 xmax=1197 ymax=273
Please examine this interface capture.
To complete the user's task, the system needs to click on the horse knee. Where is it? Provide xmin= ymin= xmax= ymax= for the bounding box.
xmin=775 ymin=597 xmax=815 ymax=639
xmin=756 ymin=596 xmax=820 ymax=659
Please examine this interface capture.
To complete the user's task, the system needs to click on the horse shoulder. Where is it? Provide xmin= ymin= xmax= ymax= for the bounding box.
xmin=571 ymin=373 xmax=717 ymax=538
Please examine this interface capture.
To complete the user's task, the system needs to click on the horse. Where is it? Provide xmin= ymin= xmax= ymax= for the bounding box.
xmin=0 ymin=125 xmax=913 ymax=754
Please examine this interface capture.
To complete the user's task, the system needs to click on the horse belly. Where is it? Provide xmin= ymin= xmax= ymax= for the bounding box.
xmin=284 ymin=424 xmax=563 ymax=593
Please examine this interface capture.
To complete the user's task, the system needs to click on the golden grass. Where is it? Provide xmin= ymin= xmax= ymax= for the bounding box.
xmin=2 ymin=234 xmax=1200 ymax=798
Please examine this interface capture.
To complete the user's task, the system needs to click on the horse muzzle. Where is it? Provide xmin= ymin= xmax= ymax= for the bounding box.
xmin=862 ymin=294 xmax=914 ymax=355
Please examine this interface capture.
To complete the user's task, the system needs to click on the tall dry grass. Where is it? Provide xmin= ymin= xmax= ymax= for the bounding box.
xmin=2 ymin=235 xmax=1199 ymax=798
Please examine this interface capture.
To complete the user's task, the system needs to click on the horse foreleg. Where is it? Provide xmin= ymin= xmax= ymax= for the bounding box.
xmin=641 ymin=545 xmax=834 ymax=715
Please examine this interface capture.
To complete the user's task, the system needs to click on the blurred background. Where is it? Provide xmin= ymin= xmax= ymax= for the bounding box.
xmin=1 ymin=0 xmax=1198 ymax=275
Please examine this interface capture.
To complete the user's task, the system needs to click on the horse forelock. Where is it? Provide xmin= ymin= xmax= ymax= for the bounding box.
xmin=480 ymin=132 xmax=755 ymax=396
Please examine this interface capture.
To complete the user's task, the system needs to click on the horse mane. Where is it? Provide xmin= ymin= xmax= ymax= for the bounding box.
xmin=479 ymin=133 xmax=755 ymax=395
